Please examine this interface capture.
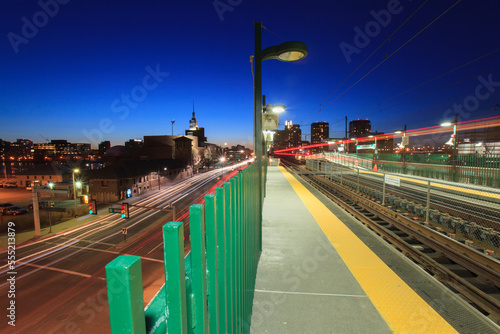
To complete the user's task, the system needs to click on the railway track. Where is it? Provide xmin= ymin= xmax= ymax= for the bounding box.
xmin=310 ymin=159 xmax=500 ymax=249
xmin=338 ymin=171 xmax=500 ymax=231
xmin=281 ymin=159 xmax=500 ymax=326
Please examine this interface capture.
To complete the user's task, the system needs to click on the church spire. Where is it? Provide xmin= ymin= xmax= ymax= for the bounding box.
xmin=189 ymin=101 xmax=198 ymax=129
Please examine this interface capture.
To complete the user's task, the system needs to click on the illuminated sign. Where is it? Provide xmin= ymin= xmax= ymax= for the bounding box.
xmin=356 ymin=144 xmax=376 ymax=150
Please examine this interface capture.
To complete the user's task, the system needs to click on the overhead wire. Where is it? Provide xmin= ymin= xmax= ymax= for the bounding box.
xmin=327 ymin=64 xmax=500 ymax=132
xmin=262 ymin=25 xmax=287 ymax=42
xmin=348 ymin=47 xmax=500 ymax=120
xmin=299 ymin=0 xmax=431 ymax=125
xmin=364 ymin=65 xmax=500 ymax=117
xmin=301 ymin=0 xmax=463 ymax=125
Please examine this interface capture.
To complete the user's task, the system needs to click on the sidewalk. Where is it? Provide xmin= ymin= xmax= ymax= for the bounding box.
xmin=250 ymin=166 xmax=392 ymax=333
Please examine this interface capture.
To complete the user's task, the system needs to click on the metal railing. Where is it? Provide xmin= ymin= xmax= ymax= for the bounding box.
xmin=319 ymin=152 xmax=500 ymax=187
xmin=105 ymin=163 xmax=262 ymax=333
xmin=307 ymin=159 xmax=500 ymax=250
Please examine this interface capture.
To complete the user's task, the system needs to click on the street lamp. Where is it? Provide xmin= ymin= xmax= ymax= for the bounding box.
xmin=220 ymin=157 xmax=226 ymax=176
xmin=262 ymin=101 xmax=285 ymax=155
xmin=157 ymin=167 xmax=166 ymax=190
xmin=253 ymin=21 xmax=308 ymax=237
xmin=441 ymin=114 xmax=458 ymax=181
xmin=72 ymin=169 xmax=79 ymax=217
xmin=265 ymin=104 xmax=286 ymax=113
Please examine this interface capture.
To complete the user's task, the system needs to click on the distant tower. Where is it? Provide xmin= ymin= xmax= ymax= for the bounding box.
xmin=186 ymin=101 xmax=207 ymax=146
xmin=311 ymin=122 xmax=329 ymax=145
xmin=283 ymin=120 xmax=301 ymax=148
xmin=349 ymin=119 xmax=371 ymax=138
xmin=189 ymin=101 xmax=199 ymax=130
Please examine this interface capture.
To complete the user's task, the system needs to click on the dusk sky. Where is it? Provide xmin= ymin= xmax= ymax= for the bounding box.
xmin=1 ymin=0 xmax=499 ymax=149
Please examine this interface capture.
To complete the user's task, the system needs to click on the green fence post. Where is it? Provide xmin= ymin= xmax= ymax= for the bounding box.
xmin=241 ymin=172 xmax=249 ymax=333
xmin=205 ymin=194 xmax=219 ymax=334
xmin=190 ymin=204 xmax=208 ymax=333
xmin=215 ymin=187 xmax=227 ymax=334
xmin=224 ymin=181 xmax=233 ymax=332
xmin=105 ymin=256 xmax=146 ymax=334
xmin=163 ymin=221 xmax=188 ymax=334
xmin=236 ymin=173 xmax=243 ymax=332
xmin=230 ymin=177 xmax=237 ymax=333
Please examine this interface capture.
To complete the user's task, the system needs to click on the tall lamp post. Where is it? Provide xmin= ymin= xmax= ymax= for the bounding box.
xmin=441 ymin=114 xmax=458 ymax=182
xmin=253 ymin=21 xmax=308 ymax=228
xmin=72 ymin=169 xmax=79 ymax=217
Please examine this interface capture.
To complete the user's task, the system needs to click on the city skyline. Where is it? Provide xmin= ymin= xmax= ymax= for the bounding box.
xmin=1 ymin=1 xmax=500 ymax=148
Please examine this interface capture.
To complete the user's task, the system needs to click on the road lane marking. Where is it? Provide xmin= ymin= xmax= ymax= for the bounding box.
xmin=16 ymin=261 xmax=106 ymax=280
xmin=57 ymin=238 xmax=117 ymax=247
xmin=147 ymin=242 xmax=163 ymax=255
xmin=43 ymin=241 xmax=164 ymax=263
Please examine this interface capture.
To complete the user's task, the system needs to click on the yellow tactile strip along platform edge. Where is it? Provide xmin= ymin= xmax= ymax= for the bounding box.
xmin=278 ymin=166 xmax=458 ymax=334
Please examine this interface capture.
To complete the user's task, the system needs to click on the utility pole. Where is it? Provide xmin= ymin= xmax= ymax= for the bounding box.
xmin=345 ymin=116 xmax=348 ymax=139
xmin=171 ymin=120 xmax=175 ymax=135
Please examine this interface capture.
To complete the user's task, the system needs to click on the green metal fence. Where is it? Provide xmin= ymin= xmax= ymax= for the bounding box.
xmin=105 ymin=163 xmax=262 ymax=333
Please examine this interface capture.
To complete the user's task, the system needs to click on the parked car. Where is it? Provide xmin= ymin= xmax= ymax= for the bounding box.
xmin=4 ymin=205 xmax=28 ymax=216
xmin=27 ymin=201 xmax=50 ymax=210
xmin=0 ymin=203 xmax=15 ymax=214
xmin=4 ymin=183 xmax=17 ymax=188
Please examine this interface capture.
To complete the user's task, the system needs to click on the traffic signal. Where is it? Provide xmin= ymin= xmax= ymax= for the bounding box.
xmin=88 ymin=199 xmax=97 ymax=215
xmin=121 ymin=203 xmax=129 ymax=219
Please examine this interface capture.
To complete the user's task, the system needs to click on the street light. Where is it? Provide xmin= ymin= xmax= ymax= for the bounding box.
xmin=157 ymin=167 xmax=167 ymax=190
xmin=265 ymin=104 xmax=286 ymax=113
xmin=253 ymin=21 xmax=308 ymax=236
xmin=72 ymin=169 xmax=79 ymax=217
xmin=441 ymin=114 xmax=458 ymax=181
xmin=220 ymin=156 xmax=226 ymax=172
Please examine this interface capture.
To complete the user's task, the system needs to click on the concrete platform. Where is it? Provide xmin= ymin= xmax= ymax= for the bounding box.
xmin=251 ymin=166 xmax=499 ymax=334
xmin=251 ymin=167 xmax=391 ymax=333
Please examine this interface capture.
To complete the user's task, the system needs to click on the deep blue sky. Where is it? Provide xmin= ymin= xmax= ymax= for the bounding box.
xmin=1 ymin=0 xmax=499 ymax=149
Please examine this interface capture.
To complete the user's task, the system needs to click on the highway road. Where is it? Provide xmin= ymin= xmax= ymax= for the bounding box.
xmin=0 ymin=164 xmax=246 ymax=334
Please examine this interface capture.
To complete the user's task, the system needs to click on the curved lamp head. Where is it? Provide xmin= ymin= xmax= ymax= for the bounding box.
xmin=271 ymin=104 xmax=286 ymax=113
xmin=262 ymin=41 xmax=308 ymax=62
